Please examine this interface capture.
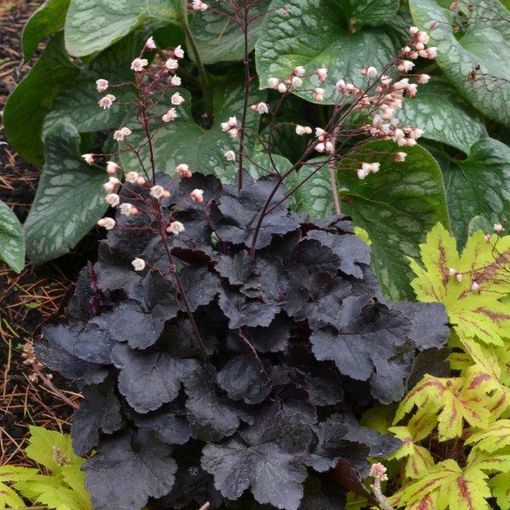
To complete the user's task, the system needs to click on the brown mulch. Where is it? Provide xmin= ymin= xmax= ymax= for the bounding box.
xmin=0 ymin=0 xmax=83 ymax=466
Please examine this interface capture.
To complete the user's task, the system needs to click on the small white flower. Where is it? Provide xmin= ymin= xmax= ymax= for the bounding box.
xmin=132 ymin=258 xmax=146 ymax=271
xmin=251 ymin=102 xmax=269 ymax=114
xmin=417 ymin=74 xmax=431 ymax=84
xmin=448 ymin=267 xmax=457 ymax=277
xmin=221 ymin=116 xmax=237 ymax=132
xmin=366 ymin=66 xmax=378 ymax=78
xmin=357 ymin=168 xmax=370 ymax=179
xmin=398 ymin=60 xmax=415 ymax=72
xmin=96 ymin=79 xmax=109 ymax=93
xmin=315 ymin=142 xmax=326 ymax=153
xmin=131 ymin=58 xmax=148 ymax=72
xmin=369 ymin=463 xmax=388 ymax=482
xmin=97 ymin=217 xmax=116 ymax=230
xmin=150 ymin=185 xmax=168 ymax=200
xmin=171 ymin=92 xmax=185 ymax=105
xmin=136 ymin=176 xmax=146 ymax=185
xmin=315 ymin=127 xmax=328 ymax=139
xmin=293 ymin=66 xmax=306 ymax=77
xmin=165 ymin=58 xmax=179 ymax=71
xmin=82 ymin=153 xmax=95 ymax=165
xmin=105 ymin=193 xmax=120 ymax=207
xmin=394 ymin=152 xmax=407 ymax=162
xmin=119 ymin=203 xmax=137 ymax=216
xmin=494 ymin=223 xmax=505 ymax=233
xmin=106 ymin=161 xmax=121 ymax=175
xmin=192 ymin=0 xmax=208 ymax=10
xmin=162 ymin=107 xmax=178 ymax=122
xmin=314 ymin=87 xmax=324 ymax=101
xmin=170 ymin=75 xmax=182 ymax=86
xmin=125 ymin=171 xmax=139 ymax=183
xmin=316 ymin=68 xmax=328 ymax=82
xmin=190 ymin=189 xmax=204 ymax=203
xmin=291 ymin=76 xmax=303 ymax=88
xmin=167 ymin=221 xmax=185 ymax=235
xmin=176 ymin=163 xmax=192 ymax=178
xmin=471 ymin=281 xmax=480 ymax=293
xmin=174 ymin=45 xmax=185 ymax=59
xmin=224 ymin=150 xmax=236 ymax=162
xmin=113 ymin=127 xmax=132 ymax=141
xmin=295 ymin=125 xmax=312 ymax=135
xmin=426 ymin=47 xmax=438 ymax=59
xmin=361 ymin=162 xmax=380 ymax=173
xmin=456 ymin=273 xmax=464 ymax=282
xmin=277 ymin=82 xmax=288 ymax=93
xmin=145 ymin=36 xmax=156 ymax=50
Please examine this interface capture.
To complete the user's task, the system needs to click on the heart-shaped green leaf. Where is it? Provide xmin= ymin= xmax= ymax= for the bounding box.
xmin=337 ymin=141 xmax=450 ymax=299
xmin=409 ymin=0 xmax=510 ymax=126
xmin=64 ymin=0 xmax=182 ymax=57
xmin=120 ymin=76 xmax=263 ymax=184
xmin=397 ymin=79 xmax=486 ymax=154
xmin=0 ymin=201 xmax=25 ymax=273
xmin=256 ymin=0 xmax=398 ymax=104
xmin=189 ymin=0 xmax=270 ymax=64
xmin=22 ymin=0 xmax=70 ymax=62
xmin=4 ymin=34 xmax=79 ymax=166
xmin=434 ymin=138 xmax=510 ymax=248
xmin=25 ymin=121 xmax=108 ymax=264
xmin=345 ymin=0 xmax=400 ymax=26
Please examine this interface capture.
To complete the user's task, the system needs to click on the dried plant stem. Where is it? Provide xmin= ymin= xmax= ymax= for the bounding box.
xmin=329 ymin=125 xmax=341 ymax=214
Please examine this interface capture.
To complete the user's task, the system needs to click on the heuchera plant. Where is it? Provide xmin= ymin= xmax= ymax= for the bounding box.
xmin=36 ymin=8 xmax=451 ymax=510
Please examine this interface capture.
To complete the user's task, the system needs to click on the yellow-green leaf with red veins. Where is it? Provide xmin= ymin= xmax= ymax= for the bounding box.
xmin=389 ymin=425 xmax=435 ymax=479
xmin=466 ymin=420 xmax=510 ymax=453
xmin=394 ymin=367 xmax=504 ymax=441
xmin=410 ymin=223 xmax=510 ymax=346
xmin=490 ymin=473 xmax=510 ymax=510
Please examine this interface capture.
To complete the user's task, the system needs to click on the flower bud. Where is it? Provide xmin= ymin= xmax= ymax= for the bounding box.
xmin=131 ymin=258 xmax=146 ymax=271
xmin=97 ymin=217 xmax=116 ymax=230
xmin=190 ymin=189 xmax=204 ymax=203
xmin=167 ymin=221 xmax=185 ymax=235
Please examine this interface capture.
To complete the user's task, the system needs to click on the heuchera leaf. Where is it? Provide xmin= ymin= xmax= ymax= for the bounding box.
xmin=84 ymin=431 xmax=177 ymax=510
xmin=410 ymin=223 xmax=510 ymax=346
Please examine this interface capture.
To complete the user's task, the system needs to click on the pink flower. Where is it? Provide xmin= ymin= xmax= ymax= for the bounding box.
xmin=145 ymin=36 xmax=157 ymax=50
xmin=176 ymin=163 xmax=192 ymax=178
xmin=150 ymin=185 xmax=170 ymax=199
xmin=113 ymin=127 xmax=132 ymax=141
xmin=221 ymin=116 xmax=239 ymax=138
xmin=119 ymin=203 xmax=137 ymax=216
xmin=131 ymin=258 xmax=146 ymax=271
xmin=291 ymin=76 xmax=303 ymax=88
xmin=170 ymin=75 xmax=181 ymax=86
xmin=171 ymin=92 xmax=185 ymax=105
xmin=190 ymin=189 xmax=204 ymax=203
xmin=162 ymin=108 xmax=178 ymax=122
xmin=494 ymin=223 xmax=505 ymax=233
xmin=125 ymin=172 xmax=139 ymax=183
xmin=167 ymin=221 xmax=185 ymax=235
xmin=369 ymin=463 xmax=388 ymax=482
xmin=82 ymin=153 xmax=95 ymax=165
xmin=417 ymin=74 xmax=431 ymax=84
xmin=106 ymin=161 xmax=121 ymax=175
xmin=97 ymin=217 xmax=116 ymax=230
xmin=224 ymin=151 xmax=236 ymax=162
xmin=316 ymin=68 xmax=328 ymax=82
xmin=251 ymin=102 xmax=269 ymax=114
xmin=165 ymin=58 xmax=179 ymax=71
xmin=96 ymin=79 xmax=109 ymax=92
xmin=451 ymin=2 xmax=460 ymax=9
xmin=277 ymin=82 xmax=288 ymax=93
xmin=192 ymin=0 xmax=208 ymax=11
xmin=471 ymin=281 xmax=480 ymax=293
xmin=398 ymin=60 xmax=415 ymax=72
xmin=130 ymin=58 xmax=148 ymax=72
xmin=103 ymin=176 xmax=121 ymax=193
xmin=314 ymin=88 xmax=324 ymax=101
xmin=362 ymin=162 xmax=380 ymax=173
xmin=174 ymin=45 xmax=185 ymax=59
xmin=293 ymin=66 xmax=305 ymax=77
xmin=105 ymin=193 xmax=120 ymax=207
xmin=394 ymin=152 xmax=407 ymax=162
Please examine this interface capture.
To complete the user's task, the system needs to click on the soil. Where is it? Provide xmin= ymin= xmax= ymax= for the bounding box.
xmin=0 ymin=0 xmax=89 ymax=465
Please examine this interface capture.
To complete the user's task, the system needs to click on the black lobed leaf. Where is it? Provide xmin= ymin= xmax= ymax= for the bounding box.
xmin=179 ymin=265 xmax=220 ymax=311
xmin=71 ymin=380 xmax=123 ymax=456
xmin=84 ymin=430 xmax=177 ymax=510
xmin=112 ymin=343 xmax=199 ymax=414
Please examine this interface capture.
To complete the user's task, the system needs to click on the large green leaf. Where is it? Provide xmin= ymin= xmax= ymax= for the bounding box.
xmin=436 ymin=138 xmax=510 ymax=248
xmin=24 ymin=122 xmax=108 ymax=264
xmin=120 ymin=76 xmax=263 ymax=184
xmin=4 ymin=34 xmax=79 ymax=166
xmin=0 ymin=201 xmax=25 ymax=273
xmin=337 ymin=141 xmax=450 ymax=299
xmin=397 ymin=79 xmax=486 ymax=154
xmin=22 ymin=0 xmax=70 ymax=62
xmin=344 ymin=0 xmax=400 ymax=26
xmin=44 ymin=32 xmax=145 ymax=134
xmin=189 ymin=0 xmax=270 ymax=64
xmin=409 ymin=0 xmax=510 ymax=126
xmin=255 ymin=0 xmax=398 ymax=104
xmin=64 ymin=0 xmax=182 ymax=57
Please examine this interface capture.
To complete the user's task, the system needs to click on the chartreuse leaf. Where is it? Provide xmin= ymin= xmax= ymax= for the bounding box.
xmin=491 ymin=473 xmax=510 ymax=510
xmin=0 ymin=481 xmax=27 ymax=509
xmin=21 ymin=0 xmax=70 ymax=62
xmin=120 ymin=76 xmax=263 ymax=184
xmin=4 ymin=34 xmax=79 ymax=166
xmin=64 ymin=0 xmax=182 ymax=57
xmin=255 ymin=0 xmax=398 ymax=104
xmin=24 ymin=121 xmax=108 ymax=264
xmin=410 ymin=223 xmax=510 ymax=346
xmin=190 ymin=0 xmax=270 ymax=64
xmin=394 ymin=367 xmax=503 ymax=442
xmin=409 ymin=0 xmax=510 ymax=126
xmin=337 ymin=141 xmax=450 ymax=300
xmin=397 ymin=79 xmax=486 ymax=154
xmin=0 ymin=200 xmax=25 ymax=273
xmin=466 ymin=420 xmax=510 ymax=453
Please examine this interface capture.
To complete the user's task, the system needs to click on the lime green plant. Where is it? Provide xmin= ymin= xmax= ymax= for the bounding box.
xmin=386 ymin=224 xmax=510 ymax=509
xmin=0 ymin=426 xmax=92 ymax=510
